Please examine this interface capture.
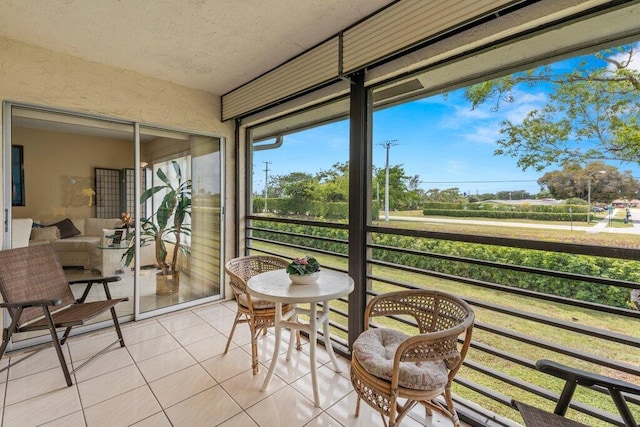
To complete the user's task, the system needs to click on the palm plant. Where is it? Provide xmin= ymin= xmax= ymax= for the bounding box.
xmin=123 ymin=161 xmax=191 ymax=276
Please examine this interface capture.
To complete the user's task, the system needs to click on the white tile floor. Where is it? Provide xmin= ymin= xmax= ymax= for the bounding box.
xmin=0 ymin=300 xmax=457 ymax=427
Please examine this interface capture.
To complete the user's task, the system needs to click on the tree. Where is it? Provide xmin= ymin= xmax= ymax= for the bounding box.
xmin=538 ymin=161 xmax=640 ymax=202
xmin=270 ymin=172 xmax=319 ymax=201
xmin=465 ymin=44 xmax=640 ymax=171
xmin=408 ymin=174 xmax=421 ymax=191
xmin=317 ymin=162 xmax=349 ymax=202
xmin=373 ymin=165 xmax=424 ymax=210
xmin=424 ymin=187 xmax=467 ymax=203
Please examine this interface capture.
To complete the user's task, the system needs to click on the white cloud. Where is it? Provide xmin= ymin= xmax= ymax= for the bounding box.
xmin=447 ymin=87 xmax=547 ymax=146
xmin=446 ymin=160 xmax=467 ymax=172
xmin=606 ymin=42 xmax=640 ymax=72
xmin=444 ymin=87 xmax=546 ymax=128
xmin=461 ymin=123 xmax=502 ymax=145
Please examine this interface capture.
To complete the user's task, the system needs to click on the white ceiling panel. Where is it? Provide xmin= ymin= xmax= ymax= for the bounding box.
xmin=0 ymin=0 xmax=392 ymax=96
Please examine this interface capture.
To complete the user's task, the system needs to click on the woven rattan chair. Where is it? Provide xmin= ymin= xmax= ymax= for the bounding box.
xmin=224 ymin=255 xmax=300 ymax=374
xmin=0 ymin=244 xmax=128 ymax=386
xmin=350 ymin=289 xmax=474 ymax=427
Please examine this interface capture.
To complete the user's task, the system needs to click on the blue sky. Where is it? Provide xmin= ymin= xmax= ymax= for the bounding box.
xmin=253 ymin=45 xmax=640 ymax=196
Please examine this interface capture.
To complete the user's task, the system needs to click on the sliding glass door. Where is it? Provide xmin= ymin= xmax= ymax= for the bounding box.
xmin=137 ymin=126 xmax=224 ymax=317
xmin=2 ymin=103 xmax=224 ymax=348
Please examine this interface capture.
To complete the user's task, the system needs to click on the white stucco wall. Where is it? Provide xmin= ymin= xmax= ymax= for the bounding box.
xmin=0 ymin=35 xmax=234 ymax=256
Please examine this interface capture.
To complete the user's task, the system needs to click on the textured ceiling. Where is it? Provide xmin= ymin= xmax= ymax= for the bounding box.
xmin=0 ymin=0 xmax=392 ymax=96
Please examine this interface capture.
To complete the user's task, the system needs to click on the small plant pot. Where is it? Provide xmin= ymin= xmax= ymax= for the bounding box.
xmin=289 ymin=272 xmax=319 ymax=285
xmin=156 ymin=270 xmax=180 ymax=295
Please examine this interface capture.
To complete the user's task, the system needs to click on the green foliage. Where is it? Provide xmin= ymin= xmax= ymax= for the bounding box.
xmin=261 ymin=163 xmax=424 ymax=214
xmin=465 ymin=44 xmax=640 ymax=170
xmin=253 ymin=198 xmax=381 ymax=221
xmin=253 ymin=220 xmax=637 ymax=308
xmin=423 ymin=187 xmax=467 ymax=203
xmin=123 ymin=161 xmax=191 ymax=274
xmin=421 ymin=202 xmax=589 ymax=221
xmin=421 ymin=209 xmax=589 ymax=221
xmin=253 ymin=220 xmax=348 ymax=254
xmin=538 ymin=161 xmax=640 ymax=202
xmin=285 ymin=255 xmax=321 ymax=275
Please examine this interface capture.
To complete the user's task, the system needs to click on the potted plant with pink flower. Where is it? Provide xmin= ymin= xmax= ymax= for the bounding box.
xmin=286 ymin=255 xmax=321 ymax=284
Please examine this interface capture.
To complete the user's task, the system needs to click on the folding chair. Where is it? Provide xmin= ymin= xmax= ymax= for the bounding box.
xmin=513 ymin=359 xmax=640 ymax=427
xmin=0 ymin=244 xmax=128 ymax=386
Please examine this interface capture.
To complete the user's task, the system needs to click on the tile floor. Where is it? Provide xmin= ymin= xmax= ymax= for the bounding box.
xmin=0 ymin=300 xmax=456 ymax=427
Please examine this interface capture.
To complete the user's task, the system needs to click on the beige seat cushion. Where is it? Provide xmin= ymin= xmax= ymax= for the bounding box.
xmin=353 ymin=328 xmax=451 ymax=391
xmin=30 ymin=226 xmax=61 ymax=242
xmin=238 ymin=293 xmax=277 ymax=310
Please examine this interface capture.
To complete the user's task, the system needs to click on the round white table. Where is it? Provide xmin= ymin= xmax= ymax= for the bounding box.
xmin=247 ymin=268 xmax=354 ymax=407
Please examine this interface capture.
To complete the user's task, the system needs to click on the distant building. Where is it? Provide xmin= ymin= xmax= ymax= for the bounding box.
xmin=612 ymin=199 xmax=629 ymax=208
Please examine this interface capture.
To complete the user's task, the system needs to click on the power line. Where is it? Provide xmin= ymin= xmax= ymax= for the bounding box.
xmin=419 ymin=179 xmax=538 ymax=184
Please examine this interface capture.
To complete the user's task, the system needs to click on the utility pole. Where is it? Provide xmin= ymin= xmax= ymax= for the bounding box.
xmin=379 ymin=140 xmax=398 ymax=222
xmin=263 ymin=161 xmax=271 ymax=213
xmin=587 ymin=170 xmax=606 ymax=223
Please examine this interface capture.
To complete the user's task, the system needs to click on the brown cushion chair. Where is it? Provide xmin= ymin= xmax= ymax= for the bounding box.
xmin=224 ymin=255 xmax=300 ymax=374
xmin=350 ymin=289 xmax=474 ymax=427
xmin=0 ymin=243 xmax=128 ymax=386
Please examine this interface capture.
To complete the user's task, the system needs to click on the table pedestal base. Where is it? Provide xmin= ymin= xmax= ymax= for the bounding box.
xmin=260 ymin=300 xmax=341 ymax=407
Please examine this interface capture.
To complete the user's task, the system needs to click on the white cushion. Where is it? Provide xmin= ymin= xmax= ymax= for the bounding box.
xmin=85 ymin=218 xmax=122 ymax=236
xmin=11 ymin=218 xmax=34 ymax=248
xmin=353 ymin=328 xmax=451 ymax=391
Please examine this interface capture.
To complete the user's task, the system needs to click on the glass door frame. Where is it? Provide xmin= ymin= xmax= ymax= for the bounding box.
xmin=2 ymin=102 xmax=225 ymax=349
xmin=134 ymin=123 xmax=226 ymax=320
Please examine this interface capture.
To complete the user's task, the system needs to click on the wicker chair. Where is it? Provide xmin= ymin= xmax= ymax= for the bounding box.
xmin=350 ymin=289 xmax=474 ymax=427
xmin=224 ymin=255 xmax=300 ymax=374
xmin=0 ymin=244 xmax=128 ymax=386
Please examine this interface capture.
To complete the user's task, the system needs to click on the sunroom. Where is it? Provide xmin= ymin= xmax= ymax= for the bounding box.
xmin=0 ymin=1 xmax=638 ymax=426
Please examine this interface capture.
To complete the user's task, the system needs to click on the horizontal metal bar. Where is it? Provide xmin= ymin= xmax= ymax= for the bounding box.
xmin=249 ymin=226 xmax=349 ymax=245
xmin=249 ymin=215 xmax=349 ymax=230
xmin=474 ymin=321 xmax=640 ymax=377
xmin=246 ymin=216 xmax=640 ymax=424
xmin=368 ymin=264 xmax=640 ymax=319
xmin=466 ymin=298 xmax=640 ymax=347
xmin=369 ymin=225 xmax=640 ymax=261
xmin=469 ymin=340 xmax=536 ymax=370
xmin=248 ymin=238 xmax=348 ymax=259
xmin=369 ymin=242 xmax=640 ymax=290
xmin=453 ymin=375 xmax=513 ymax=407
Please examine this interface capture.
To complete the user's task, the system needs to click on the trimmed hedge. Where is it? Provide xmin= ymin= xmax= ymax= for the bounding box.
xmin=252 ymin=220 xmax=638 ymax=308
xmin=422 ymin=209 xmax=589 ymax=221
xmin=253 ymin=197 xmax=380 ymax=220
xmin=422 ymin=202 xmax=591 ymax=221
xmin=423 ymin=202 xmax=586 ymax=212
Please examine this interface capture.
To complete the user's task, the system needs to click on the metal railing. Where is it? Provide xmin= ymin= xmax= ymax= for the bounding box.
xmin=246 ymin=214 xmax=640 ymax=426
